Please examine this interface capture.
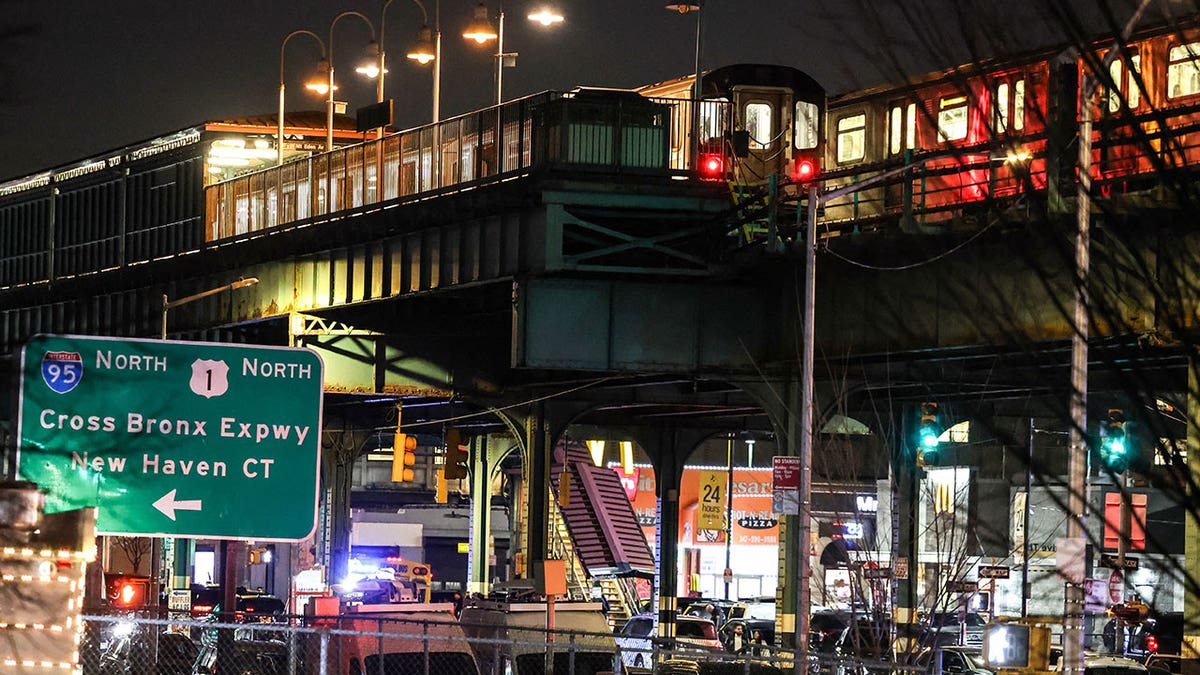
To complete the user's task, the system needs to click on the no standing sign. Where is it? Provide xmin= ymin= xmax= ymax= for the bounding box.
xmin=18 ymin=335 xmax=323 ymax=541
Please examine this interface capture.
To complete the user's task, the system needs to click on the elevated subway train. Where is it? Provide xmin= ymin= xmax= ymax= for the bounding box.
xmin=2 ymin=16 xmax=1200 ymax=290
xmin=645 ymin=19 xmax=1200 ymax=234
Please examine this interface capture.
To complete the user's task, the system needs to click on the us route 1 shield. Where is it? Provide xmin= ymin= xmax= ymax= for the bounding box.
xmin=18 ymin=335 xmax=323 ymax=541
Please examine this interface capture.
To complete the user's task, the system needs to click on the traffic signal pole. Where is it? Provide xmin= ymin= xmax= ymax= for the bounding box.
xmin=796 ymin=158 xmax=942 ymax=666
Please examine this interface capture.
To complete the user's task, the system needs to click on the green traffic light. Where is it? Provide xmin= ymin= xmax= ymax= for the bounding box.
xmin=920 ymin=428 xmax=940 ymax=449
xmin=1104 ymin=437 xmax=1126 ymax=456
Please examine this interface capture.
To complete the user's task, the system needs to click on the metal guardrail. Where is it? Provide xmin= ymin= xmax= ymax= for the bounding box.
xmin=203 ymin=93 xmax=729 ymax=245
xmin=79 ymin=613 xmax=950 ymax=675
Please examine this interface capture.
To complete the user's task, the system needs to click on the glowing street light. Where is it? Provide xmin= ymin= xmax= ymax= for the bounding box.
xmin=463 ymin=2 xmax=563 ymax=106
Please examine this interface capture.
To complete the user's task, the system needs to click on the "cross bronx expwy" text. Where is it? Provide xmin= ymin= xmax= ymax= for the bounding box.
xmin=38 ymin=410 xmax=311 ymax=445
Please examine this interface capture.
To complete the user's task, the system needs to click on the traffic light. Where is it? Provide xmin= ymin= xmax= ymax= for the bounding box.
xmin=698 ymin=153 xmax=725 ymax=180
xmin=792 ymin=155 xmax=820 ymax=183
xmin=916 ymin=402 xmax=942 ymax=466
xmin=1100 ymin=408 xmax=1129 ymax=470
xmin=443 ymin=427 xmax=469 ymax=481
xmin=108 ymin=575 xmax=151 ymax=609
xmin=392 ymin=432 xmax=417 ymax=482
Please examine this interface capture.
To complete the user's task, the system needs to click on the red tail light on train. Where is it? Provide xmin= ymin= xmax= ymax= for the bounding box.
xmin=698 ymin=153 xmax=725 ymax=180
xmin=792 ymin=156 xmax=819 ymax=183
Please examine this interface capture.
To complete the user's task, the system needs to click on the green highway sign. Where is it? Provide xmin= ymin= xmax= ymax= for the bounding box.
xmin=18 ymin=335 xmax=323 ymax=541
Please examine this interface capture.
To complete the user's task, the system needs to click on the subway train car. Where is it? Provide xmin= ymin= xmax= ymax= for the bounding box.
xmin=638 ymin=63 xmax=826 ymax=184
xmin=0 ymin=112 xmax=350 ymax=290
xmin=816 ymin=16 xmax=1200 ymax=233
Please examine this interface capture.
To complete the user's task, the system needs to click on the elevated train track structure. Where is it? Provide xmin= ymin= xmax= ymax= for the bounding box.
xmin=3 ymin=17 xmax=1200 ymax=649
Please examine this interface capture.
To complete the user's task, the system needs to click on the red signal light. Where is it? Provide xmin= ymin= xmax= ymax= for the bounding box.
xmin=698 ymin=153 xmax=725 ymax=180
xmin=1147 ymin=635 xmax=1159 ymax=652
xmin=792 ymin=156 xmax=819 ymax=182
xmin=112 ymin=581 xmax=147 ymax=609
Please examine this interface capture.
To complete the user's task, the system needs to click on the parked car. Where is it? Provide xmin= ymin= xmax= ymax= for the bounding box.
xmin=616 ymin=612 xmax=721 ymax=671
xmin=1051 ymin=653 xmax=1149 ymax=675
xmin=916 ymin=646 xmax=993 ymax=675
xmin=716 ymin=599 xmax=777 ymax=645
xmin=810 ymin=610 xmax=851 ymax=654
xmin=191 ymin=585 xmax=287 ymax=623
xmin=921 ymin=612 xmax=986 ymax=647
xmin=1128 ymin=613 xmax=1184 ymax=659
xmin=681 ymin=598 xmax=738 ymax=626
xmin=1144 ymin=654 xmax=1186 ymax=674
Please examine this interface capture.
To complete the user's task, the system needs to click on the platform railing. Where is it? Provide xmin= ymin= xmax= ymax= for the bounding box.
xmin=204 ymin=93 xmax=724 ymax=244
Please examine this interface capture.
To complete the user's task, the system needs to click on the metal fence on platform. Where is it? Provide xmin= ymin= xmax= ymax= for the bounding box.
xmin=203 ymin=92 xmax=722 ymax=245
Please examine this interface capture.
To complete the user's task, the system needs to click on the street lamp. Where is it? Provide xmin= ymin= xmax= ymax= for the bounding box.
xmin=463 ymin=2 xmax=563 ymax=106
xmin=158 ymin=276 xmax=259 ymax=622
xmin=321 ymin=11 xmax=378 ymax=152
xmin=161 ymin=278 xmax=260 ymax=340
xmin=278 ymin=30 xmax=327 ymax=166
xmin=665 ymin=2 xmax=702 ymax=167
xmin=360 ymin=0 xmax=441 ymax=127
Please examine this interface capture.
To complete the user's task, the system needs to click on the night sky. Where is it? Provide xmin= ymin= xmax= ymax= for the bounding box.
xmin=0 ymin=0 xmax=1139 ymax=182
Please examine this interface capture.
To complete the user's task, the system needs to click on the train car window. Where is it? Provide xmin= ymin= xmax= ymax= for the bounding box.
xmin=745 ymin=102 xmax=772 ymax=150
xmin=936 ymin=96 xmax=968 ymax=142
xmin=700 ymin=99 xmax=726 ymax=141
xmin=1014 ymin=80 xmax=1025 ymax=131
xmin=993 ymin=79 xmax=1025 ymax=133
xmin=836 ymin=113 xmax=866 ymax=163
xmin=1108 ymin=55 xmax=1141 ymax=111
xmin=888 ymin=102 xmax=916 ymax=155
xmin=1168 ymin=43 xmax=1200 ymax=99
xmin=795 ymin=101 xmax=819 ymax=150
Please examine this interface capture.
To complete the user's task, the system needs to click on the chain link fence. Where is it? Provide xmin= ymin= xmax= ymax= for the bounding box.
xmin=80 ymin=613 xmax=938 ymax=675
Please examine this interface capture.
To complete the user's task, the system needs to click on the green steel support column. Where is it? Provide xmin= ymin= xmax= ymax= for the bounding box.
xmin=172 ymin=539 xmax=194 ymax=589
xmin=525 ymin=401 xmax=551 ymax=575
xmin=776 ymin=378 xmax=800 ymax=650
xmin=1184 ymin=361 xmax=1200 ymax=671
xmin=655 ymin=426 xmax=682 ymax=647
xmin=468 ymin=434 xmax=492 ymax=595
xmin=892 ymin=407 xmax=920 ymax=646
xmin=323 ymin=426 xmax=362 ymax=588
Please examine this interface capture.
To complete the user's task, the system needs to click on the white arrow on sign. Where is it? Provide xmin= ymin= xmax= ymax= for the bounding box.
xmin=153 ymin=489 xmax=203 ymax=521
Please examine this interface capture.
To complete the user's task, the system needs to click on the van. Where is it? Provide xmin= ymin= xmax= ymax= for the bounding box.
xmin=459 ymin=600 xmax=620 ymax=675
xmin=318 ymin=602 xmax=479 ymax=675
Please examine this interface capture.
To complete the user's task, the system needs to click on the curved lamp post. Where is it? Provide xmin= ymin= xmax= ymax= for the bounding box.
xmin=323 ymin=11 xmax=378 ymax=152
xmin=366 ymin=0 xmax=441 ymax=125
xmin=666 ymin=2 xmax=702 ymax=167
xmin=278 ymin=30 xmax=327 ymax=165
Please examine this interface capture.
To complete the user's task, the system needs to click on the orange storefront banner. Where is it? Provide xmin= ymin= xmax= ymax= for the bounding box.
xmin=620 ymin=465 xmax=779 ymax=548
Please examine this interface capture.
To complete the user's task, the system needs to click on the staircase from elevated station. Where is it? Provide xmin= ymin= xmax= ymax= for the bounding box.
xmin=546 ymin=443 xmax=654 ymax=628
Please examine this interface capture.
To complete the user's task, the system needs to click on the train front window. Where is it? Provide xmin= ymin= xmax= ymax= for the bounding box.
xmin=794 ymin=101 xmax=819 ymax=150
xmin=992 ymin=78 xmax=1025 ymax=133
xmin=1168 ymin=43 xmax=1200 ymax=99
xmin=836 ymin=113 xmax=866 ymax=163
xmin=745 ymin=102 xmax=772 ymax=149
xmin=937 ymin=95 xmax=968 ymax=142
xmin=699 ymin=99 xmax=726 ymax=141
xmin=1108 ymin=55 xmax=1141 ymax=111
xmin=888 ymin=102 xmax=916 ymax=155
